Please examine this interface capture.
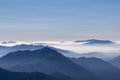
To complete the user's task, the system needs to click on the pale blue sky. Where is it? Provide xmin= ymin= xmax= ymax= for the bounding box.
xmin=0 ymin=0 xmax=120 ymax=41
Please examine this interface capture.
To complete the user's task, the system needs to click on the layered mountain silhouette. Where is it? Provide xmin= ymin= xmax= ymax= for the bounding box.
xmin=0 ymin=67 xmax=73 ymax=80
xmin=0 ymin=44 xmax=44 ymax=57
xmin=0 ymin=44 xmax=79 ymax=58
xmin=110 ymin=56 xmax=120 ymax=69
xmin=77 ymin=52 xmax=110 ymax=60
xmin=0 ymin=47 xmax=101 ymax=80
xmin=75 ymin=39 xmax=114 ymax=45
xmin=70 ymin=57 xmax=120 ymax=80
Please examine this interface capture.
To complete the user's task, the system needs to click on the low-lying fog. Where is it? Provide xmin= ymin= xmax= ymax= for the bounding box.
xmin=0 ymin=40 xmax=120 ymax=57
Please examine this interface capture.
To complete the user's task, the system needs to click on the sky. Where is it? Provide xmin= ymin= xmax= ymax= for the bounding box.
xmin=0 ymin=0 xmax=120 ymax=41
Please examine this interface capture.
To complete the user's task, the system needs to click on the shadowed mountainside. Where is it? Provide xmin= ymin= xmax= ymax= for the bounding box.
xmin=0 ymin=67 xmax=73 ymax=80
xmin=70 ymin=57 xmax=120 ymax=80
xmin=0 ymin=47 xmax=101 ymax=80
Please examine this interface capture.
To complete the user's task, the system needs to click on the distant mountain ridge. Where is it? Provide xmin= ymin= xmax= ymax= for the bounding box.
xmin=75 ymin=39 xmax=114 ymax=45
xmin=78 ymin=52 xmax=110 ymax=60
xmin=1 ymin=41 xmax=16 ymax=44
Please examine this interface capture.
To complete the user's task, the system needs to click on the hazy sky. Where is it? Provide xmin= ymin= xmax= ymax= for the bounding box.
xmin=0 ymin=0 xmax=120 ymax=41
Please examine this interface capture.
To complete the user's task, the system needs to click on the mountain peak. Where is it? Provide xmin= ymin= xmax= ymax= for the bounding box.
xmin=40 ymin=47 xmax=58 ymax=53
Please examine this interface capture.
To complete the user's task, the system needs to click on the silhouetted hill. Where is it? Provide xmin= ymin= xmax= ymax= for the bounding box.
xmin=0 ymin=47 xmax=101 ymax=80
xmin=70 ymin=57 xmax=120 ymax=80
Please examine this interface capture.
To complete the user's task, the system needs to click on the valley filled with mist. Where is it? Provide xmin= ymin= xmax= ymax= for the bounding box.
xmin=0 ymin=39 xmax=120 ymax=80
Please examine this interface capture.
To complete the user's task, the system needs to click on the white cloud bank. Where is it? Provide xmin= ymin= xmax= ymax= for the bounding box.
xmin=0 ymin=40 xmax=120 ymax=56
